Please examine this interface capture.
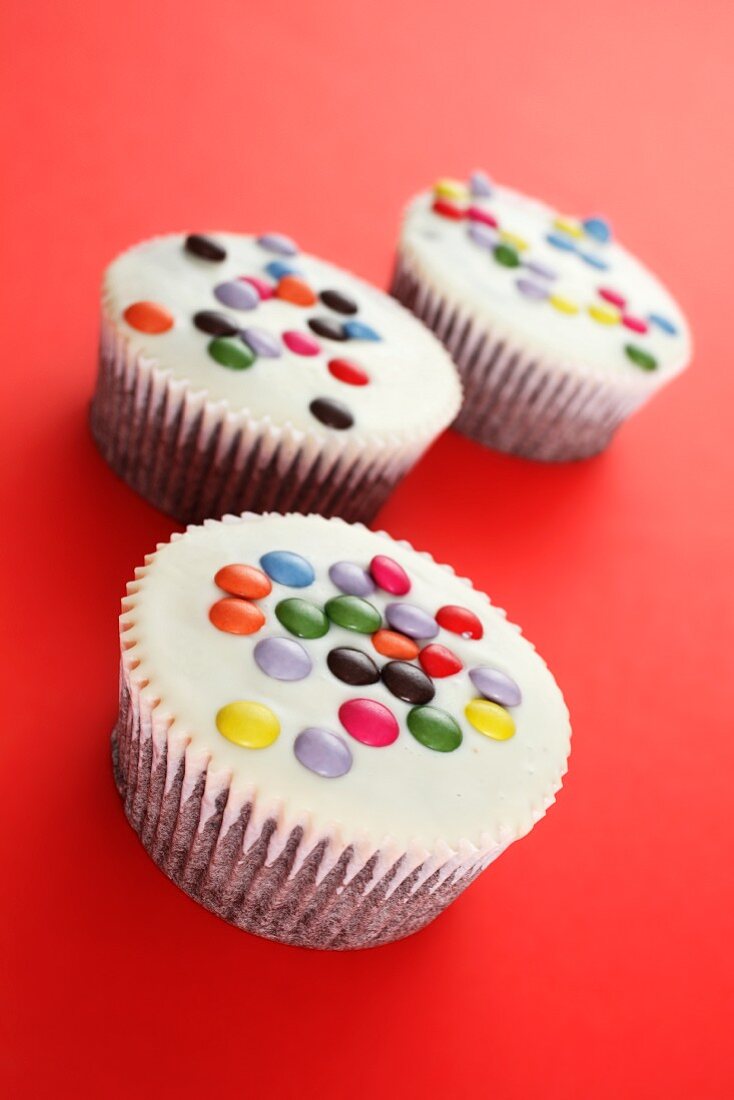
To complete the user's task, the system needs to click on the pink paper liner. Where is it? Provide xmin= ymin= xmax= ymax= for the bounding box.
xmin=390 ymin=251 xmax=649 ymax=462
xmin=90 ymin=314 xmax=435 ymax=525
xmin=112 ymin=672 xmax=498 ymax=950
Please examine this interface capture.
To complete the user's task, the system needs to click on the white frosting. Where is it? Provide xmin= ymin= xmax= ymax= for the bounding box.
xmin=122 ymin=514 xmax=570 ymax=852
xmin=400 ymin=180 xmax=691 ymax=384
xmin=104 ymin=233 xmax=462 ymax=440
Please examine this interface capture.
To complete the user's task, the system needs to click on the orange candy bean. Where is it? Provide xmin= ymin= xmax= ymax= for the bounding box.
xmin=209 ymin=597 xmax=265 ymax=635
xmin=371 ymin=629 xmax=420 ymax=660
xmin=123 ymin=301 xmax=174 ymax=334
xmin=214 ymin=564 xmax=272 ymax=600
xmin=275 ymin=276 xmax=317 ymax=307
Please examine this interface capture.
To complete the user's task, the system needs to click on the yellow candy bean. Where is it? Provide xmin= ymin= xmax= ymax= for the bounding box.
xmin=433 ymin=178 xmax=469 ymax=201
xmin=588 ymin=303 xmax=621 ymax=325
xmin=465 ymin=698 xmax=516 ymax=741
xmin=553 ymin=217 xmax=584 ymax=239
xmin=499 ymin=230 xmax=529 ymax=252
xmin=216 ymin=700 xmax=280 ymax=749
xmin=549 ymin=294 xmax=579 ymax=315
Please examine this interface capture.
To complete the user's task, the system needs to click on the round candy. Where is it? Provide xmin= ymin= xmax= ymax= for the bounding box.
xmin=193 ymin=310 xmax=239 ymax=337
xmin=582 ymin=216 xmax=612 ymax=243
xmin=254 ymin=637 xmax=312 ymax=681
xmin=213 ymin=280 xmax=259 ymax=311
xmin=370 ymin=555 xmax=411 ymax=596
xmin=465 ymin=698 xmax=515 ymax=741
xmin=276 ymin=276 xmax=317 ymax=307
xmin=310 ymin=397 xmax=354 ymax=430
xmin=308 ymin=317 xmax=347 ymax=341
xmin=580 ymin=252 xmax=608 ymax=271
xmin=407 ymin=706 xmax=462 ymax=753
xmin=328 ymin=561 xmax=375 ymax=596
xmin=214 ymin=563 xmax=272 ymax=599
xmin=622 ymin=315 xmax=648 ymax=335
xmin=500 ymin=230 xmax=529 ymax=252
xmin=552 ymin=217 xmax=583 ymax=239
xmin=123 ymin=301 xmax=174 ymax=334
xmin=419 ymin=644 xmax=462 ymax=678
xmin=325 ymin=595 xmax=381 ymax=633
xmin=381 ymin=662 xmax=435 ymax=705
xmin=436 ymin=604 xmax=483 ymax=639
xmin=275 ymin=598 xmax=329 ymax=639
xmin=546 ymin=232 xmax=576 ymax=252
xmin=385 ymin=603 xmax=438 ymax=640
xmin=294 ymin=727 xmax=353 ymax=778
xmin=625 ymin=344 xmax=657 ymax=371
xmin=283 ymin=331 xmax=320 ymax=356
xmin=549 ymin=294 xmax=579 ymax=316
xmin=185 ymin=234 xmax=226 ymax=262
xmin=467 ymin=206 xmax=498 ymax=228
xmin=598 ymin=287 xmax=626 ymax=309
xmin=240 ymin=276 xmax=274 ymax=300
xmin=207 ymin=337 xmax=255 ymax=371
xmin=260 ymin=550 xmax=315 ymax=587
xmin=216 ymin=700 xmax=279 ymax=748
xmin=469 ymin=666 xmax=522 ymax=707
xmin=344 ymin=320 xmax=381 ymax=341
xmin=339 ymin=699 xmax=399 ymax=747
xmin=327 ymin=647 xmax=380 ymax=686
xmin=432 ymin=198 xmax=465 ymax=220
xmin=524 ymin=260 xmax=557 ymax=281
xmin=320 ymin=289 xmax=358 ymax=315
xmin=241 ymin=328 xmax=282 ymax=358
xmin=648 ymin=313 xmax=679 ymax=336
xmin=328 ymin=358 xmax=369 ymax=386
xmin=265 ymin=260 xmax=303 ymax=281
xmin=493 ymin=243 xmax=520 ymax=268
xmin=469 ymin=170 xmax=493 ymax=198
xmin=588 ymin=304 xmax=620 ymax=326
xmin=434 ymin=177 xmax=469 ymax=201
xmin=209 ymin=597 xmax=265 ymax=635
xmin=371 ymin=629 xmax=420 ymax=660
xmin=468 ymin=223 xmax=499 ymax=250
xmin=516 ymin=278 xmax=547 ymax=301
xmin=257 ymin=232 xmax=298 ymax=256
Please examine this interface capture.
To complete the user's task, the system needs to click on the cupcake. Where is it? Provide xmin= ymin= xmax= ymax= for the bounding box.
xmin=391 ymin=172 xmax=691 ymax=461
xmin=115 ymin=512 xmax=571 ymax=950
xmin=91 ymin=232 xmax=461 ymax=524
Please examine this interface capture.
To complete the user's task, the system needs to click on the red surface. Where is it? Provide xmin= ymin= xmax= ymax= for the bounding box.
xmin=2 ymin=2 xmax=733 ymax=1096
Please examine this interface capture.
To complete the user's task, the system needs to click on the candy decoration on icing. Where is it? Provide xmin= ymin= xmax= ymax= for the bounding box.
xmin=493 ymin=243 xmax=520 ymax=268
xmin=371 ymin=629 xmax=419 ymax=660
xmin=624 ymin=344 xmax=657 ymax=371
xmin=276 ymin=276 xmax=317 ymax=307
xmin=588 ymin=304 xmax=620 ymax=326
xmin=308 ymin=317 xmax=348 ymax=341
xmin=468 ymin=223 xmax=499 ymax=251
xmin=275 ymin=598 xmax=329 ymax=639
xmin=254 ymin=636 xmax=312 ymax=681
xmin=622 ymin=315 xmax=648 ymax=334
xmin=185 ymin=234 xmax=227 ymax=262
xmin=469 ymin=169 xmax=493 ymax=198
xmin=216 ymin=700 xmax=280 ymax=748
xmin=546 ymin=232 xmax=576 ymax=252
xmin=432 ymin=199 xmax=465 ymax=220
xmin=264 ymin=260 xmax=303 ymax=281
xmin=215 ymin=563 xmax=272 ymax=599
xmin=370 ymin=555 xmax=411 ymax=596
xmin=434 ymin=178 xmax=469 ymax=201
xmin=598 ymin=287 xmax=626 ymax=309
xmin=321 ymin=289 xmax=358 ymax=315
xmin=283 ymin=331 xmax=321 ymax=356
xmin=648 ymin=313 xmax=679 ymax=336
xmin=582 ymin=216 xmax=612 ymax=244
xmin=310 ymin=397 xmax=354 ymax=430
xmin=524 ymin=260 xmax=557 ymax=281
xmin=516 ymin=278 xmax=548 ymax=301
xmin=328 ymin=358 xmax=369 ymax=386
xmin=328 ymin=561 xmax=375 ymax=597
xmin=436 ymin=604 xmax=483 ymax=640
xmin=499 ymin=230 xmax=529 ymax=252
xmin=260 ymin=550 xmax=315 ymax=587
xmin=241 ymin=328 xmax=282 ymax=358
xmin=465 ymin=698 xmax=515 ymax=741
xmin=407 ymin=706 xmax=462 ymax=753
xmin=469 ymin=666 xmax=522 ymax=707
xmin=549 ymin=294 xmax=579 ymax=315
xmin=467 ymin=206 xmax=498 ymax=228
xmin=240 ymin=275 xmax=274 ymax=300
xmin=123 ymin=301 xmax=174 ymax=334
xmin=327 ymin=647 xmax=380 ymax=686
xmin=208 ymin=337 xmax=255 ymax=371
xmin=579 ymin=252 xmax=608 ymax=271
xmin=418 ymin=644 xmax=462 ymax=678
xmin=381 ymin=661 xmax=435 ymax=705
xmin=325 ymin=595 xmax=382 ymax=634
xmin=209 ymin=597 xmax=266 ymax=635
xmin=343 ymin=320 xmax=381 ymax=341
xmin=385 ymin=603 xmax=439 ymax=640
xmin=553 ymin=217 xmax=584 ymax=240
xmin=213 ymin=280 xmax=259 ymax=311
xmin=339 ymin=699 xmax=399 ymax=747
xmin=257 ymin=232 xmax=298 ymax=256
xmin=193 ymin=310 xmax=239 ymax=336
xmin=294 ymin=727 xmax=353 ymax=778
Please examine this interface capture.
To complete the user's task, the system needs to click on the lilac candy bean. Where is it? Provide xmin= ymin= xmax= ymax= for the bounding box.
xmin=385 ymin=602 xmax=439 ymax=640
xmin=468 ymin=222 xmax=498 ymax=250
xmin=257 ymin=232 xmax=298 ymax=256
xmin=523 ymin=259 xmax=557 ymax=281
xmin=329 ymin=561 xmax=375 ymax=597
xmin=213 ymin=280 xmax=259 ymax=311
xmin=241 ymin=327 xmax=282 ymax=358
xmin=294 ymin=727 xmax=353 ymax=778
xmin=469 ymin=666 xmax=522 ymax=707
xmin=469 ymin=170 xmax=493 ymax=198
xmin=254 ymin=637 xmax=312 ymax=681
xmin=515 ymin=278 xmax=548 ymax=301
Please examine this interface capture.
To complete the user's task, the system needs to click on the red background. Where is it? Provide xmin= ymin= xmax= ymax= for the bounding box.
xmin=2 ymin=1 xmax=732 ymax=1096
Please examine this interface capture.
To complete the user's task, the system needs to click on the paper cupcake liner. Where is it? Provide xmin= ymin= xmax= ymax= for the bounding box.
xmin=390 ymin=251 xmax=650 ymax=462
xmin=90 ymin=314 xmax=433 ymax=526
xmin=112 ymin=673 xmax=502 ymax=951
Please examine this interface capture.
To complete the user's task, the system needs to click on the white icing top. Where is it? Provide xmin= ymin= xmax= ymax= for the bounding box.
xmin=122 ymin=514 xmax=570 ymax=853
xmin=104 ymin=232 xmax=462 ymax=441
xmin=399 ymin=177 xmax=691 ymax=385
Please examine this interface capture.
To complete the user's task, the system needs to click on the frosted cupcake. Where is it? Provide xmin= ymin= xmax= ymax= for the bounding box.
xmin=115 ymin=512 xmax=571 ymax=950
xmin=391 ymin=172 xmax=691 ymax=461
xmin=91 ymin=232 xmax=461 ymax=523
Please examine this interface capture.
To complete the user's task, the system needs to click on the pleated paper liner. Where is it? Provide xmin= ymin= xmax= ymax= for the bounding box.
xmin=91 ymin=312 xmax=445 ymax=526
xmin=390 ymin=249 xmax=654 ymax=463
